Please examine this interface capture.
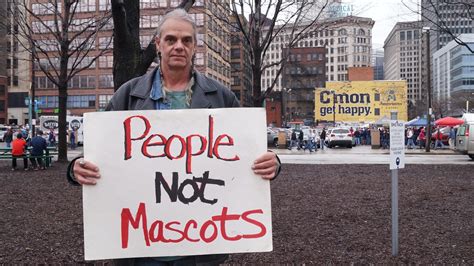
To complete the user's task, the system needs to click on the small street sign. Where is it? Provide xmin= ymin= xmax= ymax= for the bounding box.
xmin=389 ymin=120 xmax=405 ymax=170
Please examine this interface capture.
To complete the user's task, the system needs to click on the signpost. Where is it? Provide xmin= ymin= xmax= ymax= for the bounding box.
xmin=389 ymin=111 xmax=405 ymax=256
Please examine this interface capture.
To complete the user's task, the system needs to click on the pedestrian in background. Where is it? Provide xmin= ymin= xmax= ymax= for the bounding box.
xmin=320 ymin=128 xmax=326 ymax=150
xmin=449 ymin=127 xmax=456 ymax=149
xmin=418 ymin=127 xmax=426 ymax=149
xmin=69 ymin=130 xmax=76 ymax=150
xmin=288 ymin=130 xmax=297 ymax=150
xmin=406 ymin=127 xmax=416 ymax=149
xmin=4 ymin=128 xmax=13 ymax=148
xmin=11 ymin=133 xmax=28 ymax=171
xmin=434 ymin=127 xmax=445 ymax=150
xmin=29 ymin=129 xmax=48 ymax=170
xmin=298 ymin=130 xmax=304 ymax=150
xmin=48 ymin=129 xmax=56 ymax=147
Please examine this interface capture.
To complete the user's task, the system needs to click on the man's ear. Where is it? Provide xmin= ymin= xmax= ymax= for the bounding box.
xmin=155 ymin=36 xmax=160 ymax=51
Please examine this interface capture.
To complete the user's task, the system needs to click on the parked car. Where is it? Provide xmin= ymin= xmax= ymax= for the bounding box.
xmin=431 ymin=126 xmax=450 ymax=145
xmin=267 ymin=128 xmax=279 ymax=147
xmin=0 ymin=125 xmax=11 ymax=142
xmin=327 ymin=128 xmax=353 ymax=148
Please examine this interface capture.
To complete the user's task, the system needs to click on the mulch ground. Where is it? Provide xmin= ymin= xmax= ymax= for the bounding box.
xmin=0 ymin=161 xmax=472 ymax=264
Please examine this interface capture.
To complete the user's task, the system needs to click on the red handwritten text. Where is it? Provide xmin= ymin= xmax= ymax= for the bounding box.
xmin=123 ymin=115 xmax=240 ymax=173
xmin=121 ymin=203 xmax=267 ymax=248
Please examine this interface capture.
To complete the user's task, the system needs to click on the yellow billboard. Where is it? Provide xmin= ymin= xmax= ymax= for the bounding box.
xmin=315 ymin=81 xmax=408 ymax=123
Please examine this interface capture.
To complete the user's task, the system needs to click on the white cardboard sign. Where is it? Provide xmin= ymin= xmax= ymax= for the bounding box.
xmin=389 ymin=120 xmax=405 ymax=169
xmin=82 ymin=108 xmax=272 ymax=260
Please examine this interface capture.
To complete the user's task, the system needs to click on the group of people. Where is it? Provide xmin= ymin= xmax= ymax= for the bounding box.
xmin=405 ymin=126 xmax=456 ymax=150
xmin=288 ymin=128 xmax=327 ymax=152
xmin=10 ymin=129 xmax=49 ymax=171
xmin=349 ymin=127 xmax=372 ymax=146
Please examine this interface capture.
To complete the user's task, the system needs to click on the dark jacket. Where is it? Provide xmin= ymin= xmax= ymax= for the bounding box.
xmin=30 ymin=136 xmax=47 ymax=156
xmin=106 ymin=68 xmax=240 ymax=111
xmin=320 ymin=129 xmax=326 ymax=140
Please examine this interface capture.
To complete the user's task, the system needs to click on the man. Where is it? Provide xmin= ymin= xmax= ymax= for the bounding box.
xmin=67 ymin=9 xmax=281 ymax=265
xmin=434 ymin=127 xmax=445 ymax=150
xmin=48 ymin=129 xmax=56 ymax=147
xmin=320 ymin=128 xmax=326 ymax=150
xmin=11 ymin=133 xmax=28 ymax=171
xmin=4 ymin=128 xmax=13 ymax=148
xmin=29 ymin=129 xmax=48 ymax=170
xmin=298 ymin=130 xmax=304 ymax=150
xmin=288 ymin=130 xmax=297 ymax=150
xmin=406 ymin=127 xmax=416 ymax=149
xmin=449 ymin=127 xmax=456 ymax=149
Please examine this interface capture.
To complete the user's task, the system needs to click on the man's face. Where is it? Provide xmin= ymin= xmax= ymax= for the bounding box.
xmin=156 ymin=18 xmax=196 ymax=71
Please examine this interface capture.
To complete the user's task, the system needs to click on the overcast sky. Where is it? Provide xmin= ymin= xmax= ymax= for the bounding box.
xmin=347 ymin=0 xmax=420 ymax=50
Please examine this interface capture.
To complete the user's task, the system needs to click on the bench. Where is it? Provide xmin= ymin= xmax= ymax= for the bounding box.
xmin=0 ymin=154 xmax=55 ymax=167
xmin=0 ymin=147 xmax=58 ymax=167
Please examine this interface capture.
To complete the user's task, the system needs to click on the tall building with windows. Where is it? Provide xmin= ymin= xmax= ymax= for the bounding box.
xmin=17 ymin=0 xmax=232 ymax=118
xmin=384 ymin=21 xmax=423 ymax=106
xmin=433 ymin=34 xmax=474 ymax=115
xmin=230 ymin=14 xmax=253 ymax=107
xmin=282 ymin=47 xmax=326 ymax=124
xmin=372 ymin=49 xmax=384 ymax=80
xmin=421 ymin=0 xmax=474 ymax=52
xmin=5 ymin=1 xmax=31 ymax=125
xmin=0 ymin=1 xmax=7 ymax=123
xmin=262 ymin=16 xmax=374 ymax=92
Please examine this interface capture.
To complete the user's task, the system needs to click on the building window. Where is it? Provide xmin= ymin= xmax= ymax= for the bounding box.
xmin=68 ymin=95 xmax=96 ymax=108
xmin=99 ymin=55 xmax=114 ymax=68
xmin=98 ymin=94 xmax=113 ymax=109
xmin=99 ymin=75 xmax=114 ymax=88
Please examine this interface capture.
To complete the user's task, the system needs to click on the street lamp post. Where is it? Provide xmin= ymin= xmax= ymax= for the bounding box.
xmin=331 ymin=90 xmax=336 ymax=126
xmin=423 ymin=27 xmax=432 ymax=152
xmin=285 ymin=88 xmax=292 ymax=126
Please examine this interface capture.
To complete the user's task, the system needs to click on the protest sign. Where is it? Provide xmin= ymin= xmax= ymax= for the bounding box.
xmin=82 ymin=108 xmax=272 ymax=260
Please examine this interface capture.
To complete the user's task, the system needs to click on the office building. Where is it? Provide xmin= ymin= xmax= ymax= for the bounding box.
xmin=230 ymin=14 xmax=253 ymax=107
xmin=372 ymin=49 xmax=384 ymax=80
xmin=421 ymin=0 xmax=474 ymax=52
xmin=282 ymin=47 xmax=326 ymax=125
xmin=262 ymin=15 xmax=374 ymax=93
xmin=384 ymin=21 xmax=423 ymax=106
xmin=433 ymin=34 xmax=474 ymax=115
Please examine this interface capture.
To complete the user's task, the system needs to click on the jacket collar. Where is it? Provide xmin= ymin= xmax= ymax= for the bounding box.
xmin=128 ymin=67 xmax=218 ymax=109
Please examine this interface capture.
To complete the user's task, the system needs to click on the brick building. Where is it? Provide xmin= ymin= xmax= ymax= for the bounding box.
xmin=282 ymin=47 xmax=326 ymax=126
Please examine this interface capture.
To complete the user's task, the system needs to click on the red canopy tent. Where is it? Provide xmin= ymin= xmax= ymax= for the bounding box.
xmin=434 ymin=116 xmax=464 ymax=127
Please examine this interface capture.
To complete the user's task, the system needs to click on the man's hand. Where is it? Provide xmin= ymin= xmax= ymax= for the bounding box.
xmin=252 ymin=151 xmax=280 ymax=180
xmin=73 ymin=159 xmax=101 ymax=185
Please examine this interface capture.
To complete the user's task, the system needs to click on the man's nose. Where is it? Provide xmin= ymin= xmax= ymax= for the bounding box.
xmin=174 ymin=40 xmax=184 ymax=50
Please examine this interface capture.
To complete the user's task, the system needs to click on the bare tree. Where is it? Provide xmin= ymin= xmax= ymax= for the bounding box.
xmin=111 ymin=0 xmax=194 ymax=91
xmin=7 ymin=0 xmax=112 ymax=162
xmin=210 ymin=0 xmax=330 ymax=107
xmin=403 ymin=0 xmax=474 ymax=53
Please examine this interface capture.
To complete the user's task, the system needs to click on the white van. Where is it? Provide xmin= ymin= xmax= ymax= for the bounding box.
xmin=456 ymin=113 xmax=474 ymax=160
xmin=39 ymin=115 xmax=84 ymax=145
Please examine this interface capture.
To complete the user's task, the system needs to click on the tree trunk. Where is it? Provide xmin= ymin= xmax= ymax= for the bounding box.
xmin=111 ymin=0 xmax=142 ymax=91
xmin=111 ymin=0 xmax=195 ymax=91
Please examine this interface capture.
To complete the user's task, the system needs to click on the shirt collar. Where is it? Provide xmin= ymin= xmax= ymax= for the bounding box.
xmin=150 ymin=69 xmax=164 ymax=101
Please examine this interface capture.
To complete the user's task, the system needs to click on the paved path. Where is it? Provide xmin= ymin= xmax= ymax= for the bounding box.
xmin=272 ymin=145 xmax=474 ymax=165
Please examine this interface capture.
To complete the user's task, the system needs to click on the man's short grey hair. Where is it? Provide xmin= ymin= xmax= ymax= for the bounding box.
xmin=156 ymin=8 xmax=197 ymax=42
